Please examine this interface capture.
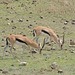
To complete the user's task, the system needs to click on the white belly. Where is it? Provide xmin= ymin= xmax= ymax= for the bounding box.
xmin=15 ymin=41 xmax=26 ymax=46
xmin=41 ymin=31 xmax=50 ymax=37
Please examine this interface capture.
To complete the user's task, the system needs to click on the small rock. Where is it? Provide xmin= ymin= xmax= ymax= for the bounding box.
xmin=58 ymin=69 xmax=63 ymax=73
xmin=13 ymin=47 xmax=16 ymax=50
xmin=29 ymin=12 xmax=32 ymax=14
xmin=64 ymin=22 xmax=68 ymax=25
xmin=6 ymin=18 xmax=9 ymax=20
xmin=30 ymin=24 xmax=32 ymax=26
xmin=70 ymin=40 xmax=75 ymax=45
xmin=48 ymin=43 xmax=51 ymax=46
xmin=3 ymin=2 xmax=9 ymax=4
xmin=51 ymin=47 xmax=56 ymax=50
xmin=40 ymin=16 xmax=43 ymax=19
xmin=28 ymin=26 xmax=31 ymax=29
xmin=0 ymin=69 xmax=2 ymax=71
xmin=21 ymin=3 xmax=25 ymax=7
xmin=26 ymin=20 xmax=29 ymax=21
xmin=64 ymin=48 xmax=67 ymax=50
xmin=66 ymin=20 xmax=69 ymax=22
xmin=32 ymin=50 xmax=37 ymax=53
xmin=46 ymin=42 xmax=49 ymax=44
xmin=47 ymin=49 xmax=50 ymax=51
xmin=15 ymin=0 xmax=18 ymax=1
xmin=1 ymin=38 xmax=4 ymax=41
xmin=53 ymin=20 xmax=55 ymax=22
xmin=2 ymin=31 xmax=5 ymax=33
xmin=0 ymin=17 xmax=2 ymax=19
xmin=58 ymin=56 xmax=61 ymax=58
xmin=69 ymin=45 xmax=75 ymax=47
xmin=11 ymin=20 xmax=14 ymax=23
xmin=63 ymin=26 xmax=67 ymax=30
xmin=72 ymin=19 xmax=75 ymax=22
xmin=43 ymin=53 xmax=47 ymax=56
xmin=7 ymin=23 xmax=10 ymax=25
xmin=19 ymin=62 xmax=27 ymax=66
xmin=7 ymin=6 xmax=9 ymax=8
xmin=2 ymin=71 xmax=8 ymax=74
xmin=46 ymin=56 xmax=49 ymax=59
xmin=1 ymin=44 xmax=5 ymax=47
xmin=50 ymin=62 xmax=57 ymax=69
xmin=12 ymin=26 xmax=16 ymax=29
xmin=71 ymin=51 xmax=75 ymax=53
xmin=17 ymin=60 xmax=20 ymax=62
xmin=9 ymin=67 xmax=19 ymax=70
xmin=72 ymin=22 xmax=75 ymax=25
xmin=19 ymin=19 xmax=23 ymax=22
xmin=11 ymin=64 xmax=14 ymax=66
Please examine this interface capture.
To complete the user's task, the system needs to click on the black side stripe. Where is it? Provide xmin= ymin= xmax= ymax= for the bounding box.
xmin=16 ymin=38 xmax=28 ymax=45
xmin=41 ymin=30 xmax=50 ymax=36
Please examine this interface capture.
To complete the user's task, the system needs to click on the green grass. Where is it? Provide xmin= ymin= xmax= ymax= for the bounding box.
xmin=0 ymin=0 xmax=75 ymax=75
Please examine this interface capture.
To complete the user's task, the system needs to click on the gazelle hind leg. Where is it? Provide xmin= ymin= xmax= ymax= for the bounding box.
xmin=36 ymin=37 xmax=39 ymax=44
xmin=2 ymin=45 xmax=9 ymax=59
xmin=21 ymin=45 xmax=27 ymax=57
xmin=33 ymin=36 xmax=39 ymax=43
xmin=45 ymin=37 xmax=49 ymax=43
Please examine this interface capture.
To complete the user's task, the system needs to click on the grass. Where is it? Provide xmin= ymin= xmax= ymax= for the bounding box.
xmin=0 ymin=0 xmax=75 ymax=75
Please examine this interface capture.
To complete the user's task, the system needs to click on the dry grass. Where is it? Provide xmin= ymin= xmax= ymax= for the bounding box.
xmin=0 ymin=0 xmax=75 ymax=75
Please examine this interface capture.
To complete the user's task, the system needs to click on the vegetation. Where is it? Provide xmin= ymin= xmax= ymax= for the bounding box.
xmin=0 ymin=0 xmax=75 ymax=75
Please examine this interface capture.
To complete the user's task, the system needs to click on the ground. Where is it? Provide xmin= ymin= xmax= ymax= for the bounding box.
xmin=0 ymin=0 xmax=75 ymax=75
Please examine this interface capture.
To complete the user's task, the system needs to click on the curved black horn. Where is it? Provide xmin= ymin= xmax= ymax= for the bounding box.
xmin=61 ymin=34 xmax=65 ymax=49
xmin=40 ymin=38 xmax=46 ymax=54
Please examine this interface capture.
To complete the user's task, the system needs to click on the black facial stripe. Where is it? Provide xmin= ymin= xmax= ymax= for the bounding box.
xmin=16 ymin=38 xmax=27 ymax=45
xmin=41 ymin=30 xmax=50 ymax=36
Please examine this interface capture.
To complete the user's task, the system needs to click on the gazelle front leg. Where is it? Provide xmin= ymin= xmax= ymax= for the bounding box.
xmin=10 ymin=45 xmax=14 ymax=57
xmin=49 ymin=37 xmax=53 ymax=49
xmin=28 ymin=45 xmax=35 ymax=57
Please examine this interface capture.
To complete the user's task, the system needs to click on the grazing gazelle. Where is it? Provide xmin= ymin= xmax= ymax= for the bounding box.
xmin=33 ymin=26 xmax=64 ymax=50
xmin=2 ymin=34 xmax=45 ymax=58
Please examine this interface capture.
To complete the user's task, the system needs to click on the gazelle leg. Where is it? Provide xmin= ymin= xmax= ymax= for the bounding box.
xmin=21 ymin=45 xmax=25 ymax=57
xmin=45 ymin=37 xmax=49 ymax=43
xmin=36 ymin=37 xmax=39 ymax=44
xmin=33 ymin=36 xmax=39 ymax=43
xmin=28 ymin=45 xmax=34 ymax=57
xmin=10 ymin=45 xmax=14 ymax=57
xmin=49 ymin=37 xmax=53 ymax=49
xmin=2 ymin=45 xmax=9 ymax=59
xmin=40 ymin=38 xmax=47 ymax=54
xmin=33 ymin=37 xmax=37 ymax=41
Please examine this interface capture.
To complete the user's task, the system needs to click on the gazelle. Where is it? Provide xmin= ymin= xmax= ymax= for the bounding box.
xmin=2 ymin=34 xmax=45 ymax=58
xmin=33 ymin=26 xmax=64 ymax=50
